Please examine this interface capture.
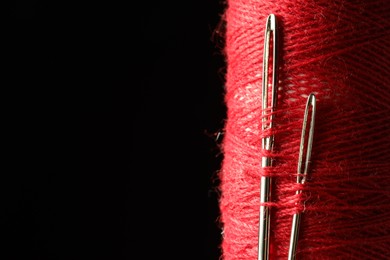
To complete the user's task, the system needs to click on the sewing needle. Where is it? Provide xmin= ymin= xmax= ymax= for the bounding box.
xmin=288 ymin=93 xmax=316 ymax=260
xmin=258 ymin=13 xmax=278 ymax=260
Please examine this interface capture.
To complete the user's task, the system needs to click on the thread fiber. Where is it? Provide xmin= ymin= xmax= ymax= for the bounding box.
xmin=219 ymin=0 xmax=390 ymax=259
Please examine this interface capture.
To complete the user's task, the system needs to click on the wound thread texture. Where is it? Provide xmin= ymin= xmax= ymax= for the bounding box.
xmin=220 ymin=0 xmax=390 ymax=259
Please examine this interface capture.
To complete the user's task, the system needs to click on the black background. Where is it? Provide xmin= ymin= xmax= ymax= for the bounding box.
xmin=11 ymin=1 xmax=227 ymax=259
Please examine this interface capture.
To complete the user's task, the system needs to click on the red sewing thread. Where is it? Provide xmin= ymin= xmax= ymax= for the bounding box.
xmin=219 ymin=0 xmax=390 ymax=259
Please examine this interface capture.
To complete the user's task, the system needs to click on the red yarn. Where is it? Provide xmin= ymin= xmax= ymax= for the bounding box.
xmin=219 ymin=0 xmax=390 ymax=259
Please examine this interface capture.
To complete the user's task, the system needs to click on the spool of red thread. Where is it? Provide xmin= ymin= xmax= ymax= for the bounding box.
xmin=219 ymin=0 xmax=390 ymax=259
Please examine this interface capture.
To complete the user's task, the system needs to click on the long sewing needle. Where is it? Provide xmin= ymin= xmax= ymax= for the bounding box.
xmin=288 ymin=93 xmax=316 ymax=260
xmin=258 ymin=13 xmax=278 ymax=260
